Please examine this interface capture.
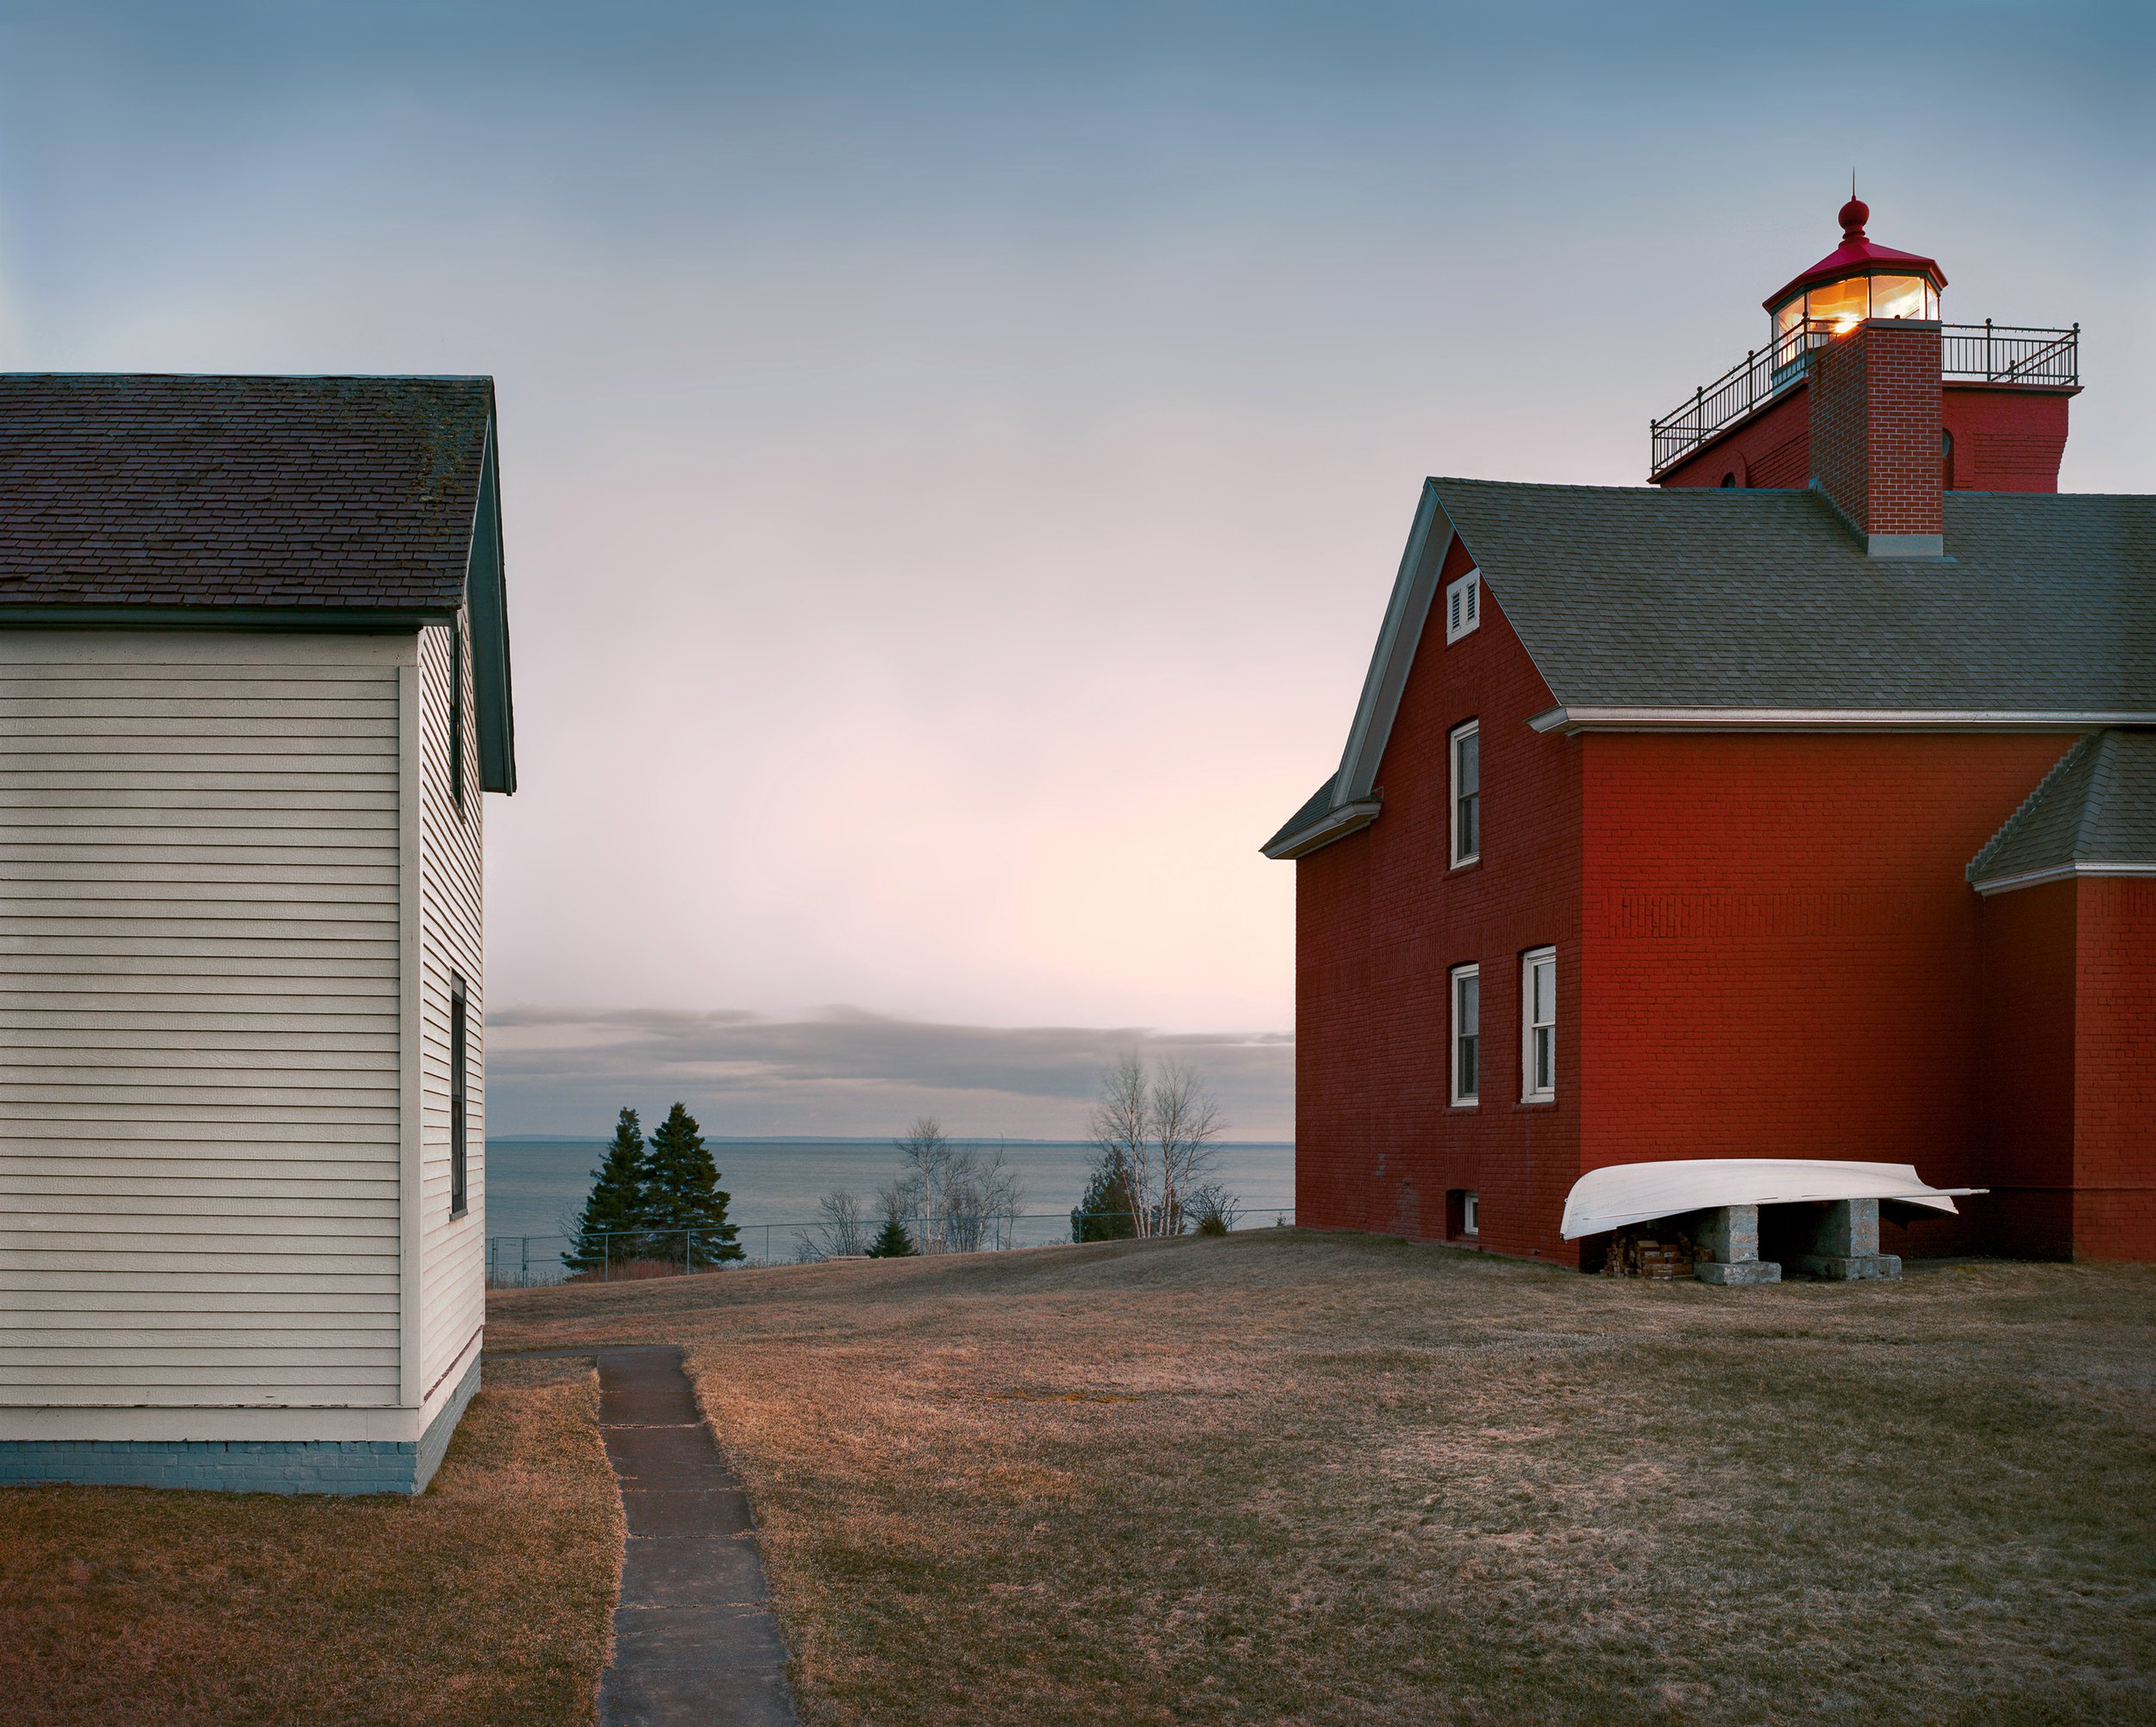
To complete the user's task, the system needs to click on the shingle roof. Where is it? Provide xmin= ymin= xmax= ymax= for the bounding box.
xmin=1967 ymin=729 xmax=2156 ymax=886
xmin=0 ymin=373 xmax=494 ymax=611
xmin=1433 ymin=480 xmax=2156 ymax=714
xmin=1262 ymin=779 xmax=1341 ymax=856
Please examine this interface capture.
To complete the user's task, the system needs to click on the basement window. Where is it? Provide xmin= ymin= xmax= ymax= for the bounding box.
xmin=1463 ymin=1192 xmax=1479 ymax=1236
xmin=1450 ymin=964 xmax=1480 ymax=1106
xmin=1450 ymin=721 xmax=1480 ymax=868
xmin=1522 ymin=947 xmax=1556 ymax=1102
xmin=1445 ymin=569 xmax=1482 ymax=644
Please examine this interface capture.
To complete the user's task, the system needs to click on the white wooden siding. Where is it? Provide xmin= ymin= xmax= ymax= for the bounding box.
xmin=0 ymin=632 xmax=409 ymax=1410
xmin=415 ymin=619 xmax=485 ymax=1404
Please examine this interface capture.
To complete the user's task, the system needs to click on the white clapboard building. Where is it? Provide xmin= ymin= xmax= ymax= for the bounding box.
xmin=1 ymin=374 xmax=515 ymax=1493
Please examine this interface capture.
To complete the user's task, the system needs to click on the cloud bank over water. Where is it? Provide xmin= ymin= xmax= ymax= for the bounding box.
xmin=486 ymin=1007 xmax=1293 ymax=1140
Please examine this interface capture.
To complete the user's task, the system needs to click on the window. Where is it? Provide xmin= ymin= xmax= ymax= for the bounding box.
xmin=1521 ymin=947 xmax=1556 ymax=1102
xmin=1462 ymin=1191 xmax=1479 ymax=1237
xmin=449 ymin=975 xmax=469 ymax=1217
xmin=1450 ymin=721 xmax=1480 ymax=867
xmin=1448 ymin=1189 xmax=1480 ymax=1240
xmin=1445 ymin=568 xmax=1482 ymax=644
xmin=1450 ymin=964 xmax=1480 ymax=1106
xmin=449 ymin=620 xmax=465 ymax=816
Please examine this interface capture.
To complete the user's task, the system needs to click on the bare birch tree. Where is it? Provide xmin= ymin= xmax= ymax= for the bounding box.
xmin=1150 ymin=1058 xmax=1224 ymax=1236
xmin=894 ymin=1116 xmax=956 ymax=1252
xmin=1087 ymin=1054 xmax=1152 ymax=1235
xmin=892 ymin=1117 xmax=1025 ymax=1253
xmin=1085 ymin=1054 xmax=1228 ymax=1238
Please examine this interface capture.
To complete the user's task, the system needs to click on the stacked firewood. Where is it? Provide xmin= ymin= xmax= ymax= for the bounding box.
xmin=1601 ymin=1226 xmax=1695 ymax=1279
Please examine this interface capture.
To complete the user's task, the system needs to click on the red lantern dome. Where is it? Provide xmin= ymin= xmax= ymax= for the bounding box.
xmin=1764 ymin=197 xmax=1946 ymax=345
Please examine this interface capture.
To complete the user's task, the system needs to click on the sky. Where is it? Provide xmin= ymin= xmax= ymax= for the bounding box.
xmin=2 ymin=1 xmax=2148 ymax=1137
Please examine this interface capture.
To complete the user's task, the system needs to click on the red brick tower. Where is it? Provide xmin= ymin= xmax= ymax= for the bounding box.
xmin=1650 ymin=198 xmax=2078 ymax=499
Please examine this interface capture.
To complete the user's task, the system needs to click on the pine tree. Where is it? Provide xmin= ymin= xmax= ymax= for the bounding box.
xmin=642 ymin=1102 xmax=743 ymax=1266
xmin=563 ymin=1108 xmax=649 ymax=1273
xmin=865 ymin=1215 xmax=916 ymax=1258
xmin=1071 ymin=1155 xmax=1139 ymax=1242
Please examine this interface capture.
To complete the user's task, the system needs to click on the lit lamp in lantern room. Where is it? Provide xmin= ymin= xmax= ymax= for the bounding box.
xmin=1767 ymin=197 xmax=1945 ymax=379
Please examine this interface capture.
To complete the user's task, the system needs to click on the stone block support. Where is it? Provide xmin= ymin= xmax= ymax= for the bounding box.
xmin=1797 ymin=1197 xmax=1902 ymax=1280
xmin=1692 ymin=1203 xmax=1783 ymax=1286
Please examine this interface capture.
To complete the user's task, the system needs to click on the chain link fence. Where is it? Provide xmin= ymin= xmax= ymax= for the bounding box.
xmin=486 ymin=1208 xmax=1296 ymax=1288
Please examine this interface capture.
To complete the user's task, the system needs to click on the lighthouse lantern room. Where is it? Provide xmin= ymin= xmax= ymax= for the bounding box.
xmin=1649 ymin=197 xmax=2078 ymax=493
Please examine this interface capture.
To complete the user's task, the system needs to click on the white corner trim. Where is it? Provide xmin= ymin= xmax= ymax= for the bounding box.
xmin=1536 ymin=707 xmax=2153 ymax=735
xmin=398 ymin=656 xmax=425 ymax=1411
xmin=1262 ymin=798 xmax=1383 ymax=861
xmin=1971 ymin=860 xmax=2156 ymax=896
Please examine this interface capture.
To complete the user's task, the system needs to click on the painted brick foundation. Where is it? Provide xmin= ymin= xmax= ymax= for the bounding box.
xmin=0 ymin=1356 xmax=480 ymax=1496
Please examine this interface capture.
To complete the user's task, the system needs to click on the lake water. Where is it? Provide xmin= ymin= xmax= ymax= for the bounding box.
xmin=484 ymin=1135 xmax=1296 ymax=1274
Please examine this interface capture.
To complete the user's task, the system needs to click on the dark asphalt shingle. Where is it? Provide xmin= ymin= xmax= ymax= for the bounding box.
xmin=1263 ymin=778 xmax=1342 ymax=856
xmin=1433 ymin=480 xmax=2156 ymax=714
xmin=1967 ymin=729 xmax=2156 ymax=884
xmin=0 ymin=373 xmax=493 ymax=611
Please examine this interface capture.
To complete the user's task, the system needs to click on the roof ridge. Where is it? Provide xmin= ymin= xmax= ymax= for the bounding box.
xmin=2071 ymin=732 xmax=2125 ymax=861
xmin=1967 ymin=732 xmax=2102 ymax=882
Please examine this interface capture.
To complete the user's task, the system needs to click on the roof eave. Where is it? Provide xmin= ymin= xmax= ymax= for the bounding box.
xmin=1532 ymin=706 xmax=2147 ymax=736
xmin=1969 ymin=861 xmax=2156 ymax=896
xmin=1260 ymin=799 xmax=1383 ymax=861
xmin=0 ymin=603 xmax=460 ymax=631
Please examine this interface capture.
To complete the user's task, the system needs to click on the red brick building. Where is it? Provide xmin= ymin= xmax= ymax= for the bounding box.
xmin=1263 ymin=202 xmax=2154 ymax=1265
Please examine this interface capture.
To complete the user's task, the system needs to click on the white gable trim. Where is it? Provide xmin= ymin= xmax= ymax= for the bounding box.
xmin=1335 ymin=482 xmax=1454 ymax=803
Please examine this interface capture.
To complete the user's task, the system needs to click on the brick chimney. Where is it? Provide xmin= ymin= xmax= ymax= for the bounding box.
xmin=1809 ymin=317 xmax=1945 ymax=557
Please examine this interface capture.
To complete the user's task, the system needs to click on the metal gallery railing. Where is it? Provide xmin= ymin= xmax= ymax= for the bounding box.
xmin=1649 ymin=319 xmax=2078 ymax=477
xmin=485 ymin=1208 xmax=1296 ymax=1287
xmin=1940 ymin=320 xmax=2079 ymax=387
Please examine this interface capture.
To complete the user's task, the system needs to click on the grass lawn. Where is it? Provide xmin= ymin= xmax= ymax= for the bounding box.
xmin=491 ymin=1231 xmax=2156 ymax=1727
xmin=0 ymin=1355 xmax=621 ymax=1727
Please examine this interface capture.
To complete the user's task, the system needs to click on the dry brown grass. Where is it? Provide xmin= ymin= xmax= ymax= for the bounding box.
xmin=492 ymin=1230 xmax=2156 ymax=1727
xmin=0 ymin=1355 xmax=621 ymax=1727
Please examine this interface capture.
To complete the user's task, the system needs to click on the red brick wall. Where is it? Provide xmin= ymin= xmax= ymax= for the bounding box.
xmin=1975 ymin=878 xmax=2078 ymax=1258
xmin=1656 ymin=388 xmax=1810 ymax=490
xmin=1943 ymin=385 xmax=2072 ymax=493
xmin=1578 ymin=732 xmax=2071 ymax=1257
xmin=1809 ymin=320 xmax=1944 ymax=538
xmin=2072 ymin=876 xmax=2156 ymax=1259
xmin=1294 ymin=537 xmax=1583 ymax=1264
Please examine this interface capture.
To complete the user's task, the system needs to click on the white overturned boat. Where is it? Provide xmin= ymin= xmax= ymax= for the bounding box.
xmin=1559 ymin=1158 xmax=1984 ymax=1240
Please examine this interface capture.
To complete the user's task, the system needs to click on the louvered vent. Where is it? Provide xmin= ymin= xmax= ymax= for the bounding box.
xmin=1445 ymin=569 xmax=1482 ymax=644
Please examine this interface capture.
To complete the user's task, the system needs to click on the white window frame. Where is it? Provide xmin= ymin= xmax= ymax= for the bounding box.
xmin=1461 ymin=1191 xmax=1479 ymax=1236
xmin=1521 ymin=946 xmax=1556 ymax=1103
xmin=1449 ymin=964 xmax=1480 ymax=1107
xmin=1445 ymin=568 xmax=1482 ymax=644
xmin=1449 ymin=720 xmax=1480 ymax=868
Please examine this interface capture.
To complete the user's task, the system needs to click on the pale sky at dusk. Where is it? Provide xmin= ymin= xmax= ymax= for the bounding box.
xmin=3 ymin=2 xmax=2148 ymax=1134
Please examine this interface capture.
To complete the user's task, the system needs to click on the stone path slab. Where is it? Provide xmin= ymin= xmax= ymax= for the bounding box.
xmin=592 ymin=1346 xmax=798 ymax=1727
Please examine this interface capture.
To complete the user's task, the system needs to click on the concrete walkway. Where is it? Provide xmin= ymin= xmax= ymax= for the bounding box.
xmin=592 ymin=1346 xmax=799 ymax=1727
